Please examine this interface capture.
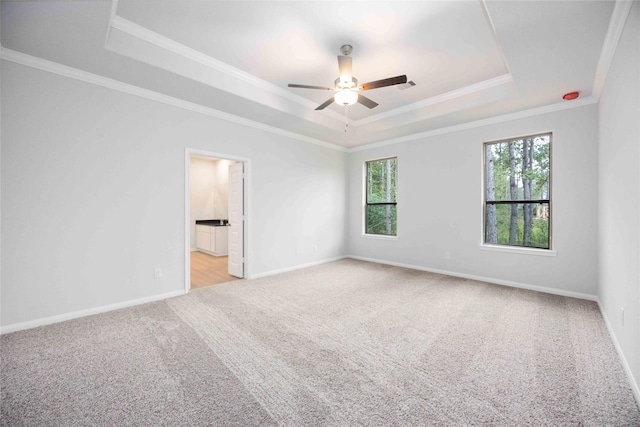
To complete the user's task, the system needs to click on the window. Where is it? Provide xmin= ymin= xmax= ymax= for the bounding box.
xmin=484 ymin=133 xmax=551 ymax=249
xmin=365 ymin=157 xmax=397 ymax=236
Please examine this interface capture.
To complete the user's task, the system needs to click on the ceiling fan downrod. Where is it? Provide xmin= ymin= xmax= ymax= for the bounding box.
xmin=340 ymin=44 xmax=353 ymax=56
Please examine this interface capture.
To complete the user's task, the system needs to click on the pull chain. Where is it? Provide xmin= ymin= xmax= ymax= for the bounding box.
xmin=344 ymin=105 xmax=349 ymax=133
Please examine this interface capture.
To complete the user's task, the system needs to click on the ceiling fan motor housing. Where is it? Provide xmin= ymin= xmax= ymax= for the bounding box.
xmin=335 ymin=77 xmax=357 ymax=89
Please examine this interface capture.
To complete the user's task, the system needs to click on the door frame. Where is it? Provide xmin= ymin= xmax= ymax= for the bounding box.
xmin=185 ymin=148 xmax=250 ymax=291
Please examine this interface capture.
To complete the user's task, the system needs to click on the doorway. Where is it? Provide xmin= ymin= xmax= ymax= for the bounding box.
xmin=185 ymin=149 xmax=248 ymax=292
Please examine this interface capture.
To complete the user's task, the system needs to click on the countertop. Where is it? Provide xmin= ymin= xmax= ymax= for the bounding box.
xmin=196 ymin=220 xmax=228 ymax=226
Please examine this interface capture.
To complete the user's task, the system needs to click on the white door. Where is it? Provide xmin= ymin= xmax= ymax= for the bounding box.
xmin=228 ymin=162 xmax=244 ymax=277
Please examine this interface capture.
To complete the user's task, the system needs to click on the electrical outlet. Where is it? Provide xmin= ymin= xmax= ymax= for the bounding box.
xmin=154 ymin=268 xmax=162 ymax=279
xmin=445 ymin=251 xmax=451 ymax=260
xmin=313 ymin=245 xmax=318 ymax=252
xmin=621 ymin=307 xmax=625 ymax=326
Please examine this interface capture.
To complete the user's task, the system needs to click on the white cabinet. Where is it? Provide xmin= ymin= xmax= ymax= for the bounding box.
xmin=196 ymin=226 xmax=211 ymax=252
xmin=214 ymin=226 xmax=228 ymax=256
xmin=195 ymin=225 xmax=228 ymax=256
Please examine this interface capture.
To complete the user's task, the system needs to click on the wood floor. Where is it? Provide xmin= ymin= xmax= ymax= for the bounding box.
xmin=190 ymin=251 xmax=238 ymax=289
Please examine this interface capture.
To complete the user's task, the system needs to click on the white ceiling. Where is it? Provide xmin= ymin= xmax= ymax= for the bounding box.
xmin=0 ymin=1 xmax=620 ymax=149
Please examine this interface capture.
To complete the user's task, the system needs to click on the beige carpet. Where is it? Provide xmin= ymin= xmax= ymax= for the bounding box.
xmin=2 ymin=259 xmax=639 ymax=425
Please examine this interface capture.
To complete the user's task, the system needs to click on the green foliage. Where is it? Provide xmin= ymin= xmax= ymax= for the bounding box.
xmin=488 ymin=137 xmax=549 ymax=201
xmin=490 ymin=203 xmax=550 ymax=248
xmin=366 ymin=205 xmax=397 ymax=235
xmin=485 ymin=135 xmax=551 ymax=248
xmin=366 ymin=158 xmax=397 ymax=236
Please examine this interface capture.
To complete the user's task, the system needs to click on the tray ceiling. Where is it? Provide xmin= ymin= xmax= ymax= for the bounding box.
xmin=0 ymin=1 xmax=620 ymax=149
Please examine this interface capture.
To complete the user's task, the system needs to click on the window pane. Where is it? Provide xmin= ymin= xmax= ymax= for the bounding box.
xmin=485 ymin=136 xmax=550 ymax=202
xmin=366 ymin=204 xmax=397 ymax=236
xmin=367 ymin=158 xmax=397 ymax=203
xmin=485 ymin=203 xmax=550 ymax=249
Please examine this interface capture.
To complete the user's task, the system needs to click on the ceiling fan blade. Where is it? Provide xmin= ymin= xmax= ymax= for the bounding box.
xmin=357 ymin=94 xmax=379 ymax=109
xmin=337 ymin=55 xmax=353 ymax=86
xmin=315 ymin=98 xmax=335 ymax=110
xmin=288 ymin=84 xmax=334 ymax=90
xmin=360 ymin=75 xmax=408 ymax=91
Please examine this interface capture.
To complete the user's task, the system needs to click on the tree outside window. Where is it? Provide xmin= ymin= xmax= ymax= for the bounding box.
xmin=484 ymin=134 xmax=551 ymax=249
xmin=365 ymin=157 xmax=397 ymax=236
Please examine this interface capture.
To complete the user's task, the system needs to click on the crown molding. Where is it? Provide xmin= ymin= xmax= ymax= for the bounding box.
xmin=347 ymin=96 xmax=598 ymax=153
xmin=354 ymin=73 xmax=513 ymax=127
xmin=108 ymin=14 xmax=518 ymax=136
xmin=109 ymin=16 xmax=346 ymax=124
xmin=351 ymin=0 xmax=515 ymax=129
xmin=107 ymin=14 xmax=517 ymax=134
xmin=592 ymin=0 xmax=634 ymax=99
xmin=0 ymin=46 xmax=600 ymax=155
xmin=480 ymin=0 xmax=513 ymax=76
xmin=0 ymin=48 xmax=347 ymax=152
xmin=105 ymin=0 xmax=119 ymax=46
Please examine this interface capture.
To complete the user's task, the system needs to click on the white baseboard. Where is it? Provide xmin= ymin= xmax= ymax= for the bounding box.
xmin=248 ymin=255 xmax=349 ymax=280
xmin=1 ymin=255 xmax=598 ymax=333
xmin=347 ymin=255 xmax=598 ymax=301
xmin=0 ymin=290 xmax=186 ymax=335
xmin=0 ymin=256 xmax=347 ymax=334
xmin=597 ymin=299 xmax=640 ymax=407
xmin=2 ymin=254 xmax=637 ymax=408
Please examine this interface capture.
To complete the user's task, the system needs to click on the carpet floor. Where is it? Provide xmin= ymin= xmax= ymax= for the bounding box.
xmin=2 ymin=259 xmax=639 ymax=426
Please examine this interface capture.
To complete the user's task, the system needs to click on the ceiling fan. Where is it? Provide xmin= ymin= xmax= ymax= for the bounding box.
xmin=288 ymin=44 xmax=408 ymax=111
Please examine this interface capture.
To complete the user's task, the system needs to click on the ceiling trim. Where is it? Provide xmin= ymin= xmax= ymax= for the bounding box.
xmin=104 ymin=0 xmax=120 ymax=46
xmin=347 ymin=96 xmax=598 ymax=153
xmin=348 ymin=0 xmax=514 ymax=130
xmin=592 ymin=0 xmax=634 ymax=99
xmin=354 ymin=73 xmax=514 ymax=127
xmin=106 ymin=8 xmax=516 ymax=136
xmin=0 ymin=48 xmax=347 ymax=152
xmin=0 ymin=46 xmax=599 ymax=154
xmin=480 ymin=0 xmax=512 ymax=76
xmin=2 ymin=0 xmax=629 ymax=153
xmin=108 ymin=15 xmax=347 ymax=124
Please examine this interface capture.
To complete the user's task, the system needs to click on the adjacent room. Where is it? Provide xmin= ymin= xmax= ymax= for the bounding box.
xmin=189 ymin=155 xmax=239 ymax=288
xmin=1 ymin=0 xmax=639 ymax=424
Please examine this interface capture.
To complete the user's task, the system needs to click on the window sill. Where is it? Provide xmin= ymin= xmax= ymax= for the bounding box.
xmin=362 ymin=234 xmax=398 ymax=241
xmin=480 ymin=244 xmax=557 ymax=257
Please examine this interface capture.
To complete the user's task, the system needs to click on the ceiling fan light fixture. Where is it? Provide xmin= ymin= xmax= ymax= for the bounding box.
xmin=334 ymin=89 xmax=358 ymax=106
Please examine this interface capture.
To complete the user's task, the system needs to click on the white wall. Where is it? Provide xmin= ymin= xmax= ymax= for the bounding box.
xmin=598 ymin=1 xmax=640 ymax=398
xmin=213 ymin=158 xmax=233 ymax=220
xmin=348 ymin=105 xmax=599 ymax=298
xmin=0 ymin=61 xmax=348 ymax=328
xmin=189 ymin=156 xmax=216 ymax=249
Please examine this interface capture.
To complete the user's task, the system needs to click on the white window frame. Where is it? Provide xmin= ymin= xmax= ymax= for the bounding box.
xmin=480 ymin=132 xmax=556 ymax=256
xmin=362 ymin=156 xmax=398 ymax=239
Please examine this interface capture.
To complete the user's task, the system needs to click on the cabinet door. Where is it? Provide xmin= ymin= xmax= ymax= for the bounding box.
xmin=214 ymin=227 xmax=228 ymax=256
xmin=196 ymin=229 xmax=211 ymax=252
